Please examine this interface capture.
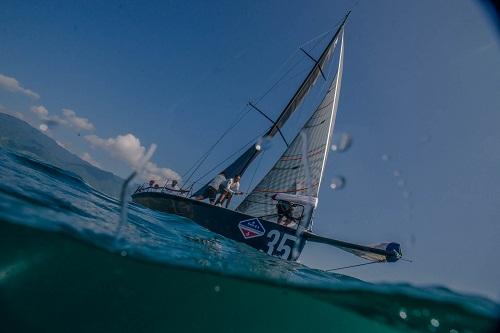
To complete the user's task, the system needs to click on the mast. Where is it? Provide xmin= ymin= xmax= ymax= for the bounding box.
xmin=236 ymin=28 xmax=345 ymax=228
xmin=263 ymin=11 xmax=350 ymax=140
xmin=192 ymin=12 xmax=350 ymax=197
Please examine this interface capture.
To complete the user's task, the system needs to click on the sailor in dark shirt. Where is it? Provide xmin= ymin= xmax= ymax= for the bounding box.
xmin=193 ymin=172 xmax=227 ymax=204
xmin=272 ymin=194 xmax=295 ymax=226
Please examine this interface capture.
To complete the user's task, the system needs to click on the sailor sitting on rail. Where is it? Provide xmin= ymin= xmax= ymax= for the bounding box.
xmin=271 ymin=193 xmax=318 ymax=228
xmin=166 ymin=179 xmax=180 ymax=191
xmin=215 ymin=175 xmax=243 ymax=208
xmin=193 ymin=172 xmax=227 ymax=204
xmin=272 ymin=194 xmax=296 ymax=227
xmin=164 ymin=179 xmax=189 ymax=195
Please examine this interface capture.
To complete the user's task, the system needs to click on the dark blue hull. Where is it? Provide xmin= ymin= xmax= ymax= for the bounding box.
xmin=131 ymin=191 xmax=306 ymax=261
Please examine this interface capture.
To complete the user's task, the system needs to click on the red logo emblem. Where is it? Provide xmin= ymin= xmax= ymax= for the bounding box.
xmin=238 ymin=218 xmax=265 ymax=239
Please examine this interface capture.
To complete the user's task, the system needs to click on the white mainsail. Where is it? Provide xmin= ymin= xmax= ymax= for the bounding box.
xmin=236 ymin=28 xmax=345 ymax=229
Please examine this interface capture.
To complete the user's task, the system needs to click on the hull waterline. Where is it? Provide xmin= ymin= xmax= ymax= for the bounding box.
xmin=131 ymin=191 xmax=306 ymax=261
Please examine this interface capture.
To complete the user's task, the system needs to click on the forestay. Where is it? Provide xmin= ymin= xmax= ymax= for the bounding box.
xmin=191 ymin=15 xmax=350 ymax=199
xmin=236 ymin=29 xmax=345 ymax=229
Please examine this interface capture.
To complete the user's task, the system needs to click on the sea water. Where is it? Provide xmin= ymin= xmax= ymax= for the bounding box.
xmin=0 ymin=147 xmax=498 ymax=333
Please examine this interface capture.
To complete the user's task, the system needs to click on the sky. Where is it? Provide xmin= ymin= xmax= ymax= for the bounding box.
xmin=1 ymin=0 xmax=499 ymax=301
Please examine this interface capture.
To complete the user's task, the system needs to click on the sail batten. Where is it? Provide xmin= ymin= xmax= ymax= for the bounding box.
xmin=236 ymin=29 xmax=345 ymax=229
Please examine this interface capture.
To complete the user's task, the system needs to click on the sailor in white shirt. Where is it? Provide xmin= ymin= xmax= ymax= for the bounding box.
xmin=215 ymin=175 xmax=242 ymax=208
xmin=164 ymin=179 xmax=189 ymax=196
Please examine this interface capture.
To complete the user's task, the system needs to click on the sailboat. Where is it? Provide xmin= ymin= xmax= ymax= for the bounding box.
xmin=132 ymin=13 xmax=402 ymax=264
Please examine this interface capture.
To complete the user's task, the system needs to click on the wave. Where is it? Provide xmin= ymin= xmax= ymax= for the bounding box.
xmin=0 ymin=147 xmax=498 ymax=332
xmin=6 ymin=149 xmax=87 ymax=187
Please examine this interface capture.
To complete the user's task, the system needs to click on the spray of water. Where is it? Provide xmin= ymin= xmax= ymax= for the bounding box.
xmin=329 ymin=176 xmax=345 ymax=190
xmin=330 ymin=132 xmax=352 ymax=153
xmin=114 ymin=144 xmax=157 ymax=248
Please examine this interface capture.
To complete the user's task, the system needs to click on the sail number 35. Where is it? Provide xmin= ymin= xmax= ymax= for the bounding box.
xmin=266 ymin=230 xmax=298 ymax=260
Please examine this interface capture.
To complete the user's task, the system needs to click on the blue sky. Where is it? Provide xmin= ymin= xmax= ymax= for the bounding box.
xmin=1 ymin=0 xmax=499 ymax=300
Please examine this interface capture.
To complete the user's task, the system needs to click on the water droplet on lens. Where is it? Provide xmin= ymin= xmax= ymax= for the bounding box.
xmin=399 ymin=309 xmax=408 ymax=320
xmin=393 ymin=170 xmax=401 ymax=177
xmin=331 ymin=132 xmax=352 ymax=153
xmin=420 ymin=135 xmax=431 ymax=143
xmin=403 ymin=190 xmax=411 ymax=198
xmin=430 ymin=318 xmax=439 ymax=328
xmin=330 ymin=176 xmax=345 ymax=190
xmin=381 ymin=154 xmax=390 ymax=161
xmin=256 ymin=136 xmax=272 ymax=151
xmin=214 ymin=285 xmax=221 ymax=292
xmin=397 ymin=179 xmax=405 ymax=187
xmin=120 ymin=250 xmax=127 ymax=257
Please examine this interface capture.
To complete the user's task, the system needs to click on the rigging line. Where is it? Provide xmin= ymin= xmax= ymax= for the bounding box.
xmin=248 ymin=102 xmax=289 ymax=147
xmin=299 ymin=48 xmax=327 ymax=80
xmin=183 ymin=29 xmax=328 ymax=184
xmin=253 ymin=55 xmax=305 ymax=105
xmin=291 ymin=51 xmax=337 ymax=131
xmin=325 ymin=260 xmax=385 ymax=272
xmin=182 ymin=106 xmax=252 ymax=185
xmin=254 ymin=30 xmax=328 ymax=105
xmin=297 ymin=22 xmax=342 ymax=50
xmin=246 ymin=151 xmax=264 ymax=194
xmin=189 ymin=132 xmax=264 ymax=187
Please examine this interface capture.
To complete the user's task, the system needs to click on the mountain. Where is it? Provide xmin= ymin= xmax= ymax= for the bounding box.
xmin=0 ymin=113 xmax=123 ymax=198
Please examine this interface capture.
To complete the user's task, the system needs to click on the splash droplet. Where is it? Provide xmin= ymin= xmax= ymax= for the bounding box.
xmin=399 ymin=309 xmax=408 ymax=320
xmin=430 ymin=318 xmax=439 ymax=328
xmin=256 ymin=136 xmax=272 ymax=151
xmin=330 ymin=176 xmax=345 ymax=190
xmin=331 ymin=132 xmax=352 ymax=153
xmin=410 ymin=234 xmax=416 ymax=246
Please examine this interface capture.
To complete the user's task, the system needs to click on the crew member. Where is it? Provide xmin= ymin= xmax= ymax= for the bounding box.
xmin=193 ymin=172 xmax=227 ymax=204
xmin=166 ymin=179 xmax=180 ymax=191
xmin=215 ymin=175 xmax=242 ymax=208
xmin=272 ymin=194 xmax=296 ymax=226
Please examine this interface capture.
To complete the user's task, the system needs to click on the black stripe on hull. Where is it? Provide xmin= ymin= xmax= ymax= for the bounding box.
xmin=131 ymin=192 xmax=306 ymax=261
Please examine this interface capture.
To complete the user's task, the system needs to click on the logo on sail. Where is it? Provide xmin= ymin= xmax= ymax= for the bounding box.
xmin=238 ymin=218 xmax=265 ymax=239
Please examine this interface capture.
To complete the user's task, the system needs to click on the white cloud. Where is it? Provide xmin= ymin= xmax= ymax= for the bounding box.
xmin=0 ymin=105 xmax=25 ymax=120
xmin=85 ymin=133 xmax=180 ymax=181
xmin=30 ymin=105 xmax=94 ymax=132
xmin=14 ymin=111 xmax=24 ymax=120
xmin=31 ymin=105 xmax=66 ymax=126
xmin=85 ymin=133 xmax=145 ymax=166
xmin=0 ymin=73 xmax=40 ymax=99
xmin=80 ymin=152 xmax=101 ymax=168
xmin=31 ymin=105 xmax=49 ymax=118
xmin=62 ymin=108 xmax=94 ymax=131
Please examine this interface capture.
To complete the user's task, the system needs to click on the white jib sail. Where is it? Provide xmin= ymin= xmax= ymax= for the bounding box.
xmin=236 ymin=28 xmax=345 ymax=229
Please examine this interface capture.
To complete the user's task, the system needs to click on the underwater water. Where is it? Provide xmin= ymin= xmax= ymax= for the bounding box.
xmin=0 ymin=147 xmax=498 ymax=333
